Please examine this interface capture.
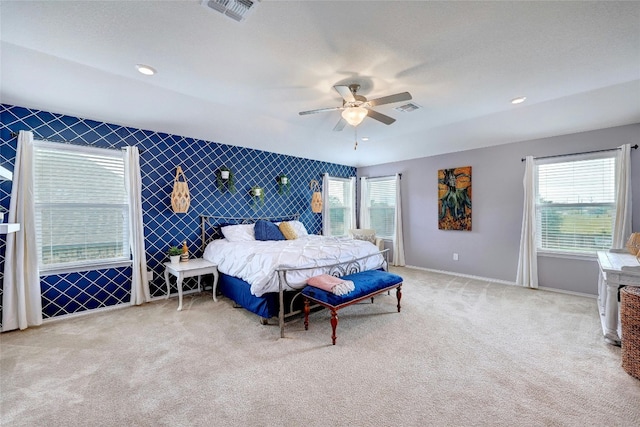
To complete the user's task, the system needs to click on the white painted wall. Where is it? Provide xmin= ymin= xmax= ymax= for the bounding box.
xmin=358 ymin=123 xmax=640 ymax=295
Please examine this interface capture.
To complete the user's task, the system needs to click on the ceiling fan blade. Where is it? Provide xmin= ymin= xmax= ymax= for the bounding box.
xmin=333 ymin=85 xmax=356 ymax=103
xmin=333 ymin=118 xmax=347 ymax=132
xmin=368 ymin=92 xmax=412 ymax=107
xmin=299 ymin=106 xmax=342 ymax=116
xmin=366 ymin=109 xmax=396 ymax=125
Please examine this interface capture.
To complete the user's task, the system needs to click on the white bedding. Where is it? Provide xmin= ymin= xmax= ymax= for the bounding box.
xmin=202 ymin=235 xmax=384 ymax=297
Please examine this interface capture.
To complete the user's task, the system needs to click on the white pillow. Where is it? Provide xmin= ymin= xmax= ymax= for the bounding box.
xmin=220 ymin=224 xmax=255 ymax=242
xmin=289 ymin=220 xmax=308 ymax=236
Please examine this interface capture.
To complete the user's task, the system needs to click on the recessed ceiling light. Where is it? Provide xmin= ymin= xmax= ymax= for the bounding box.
xmin=511 ymin=96 xmax=526 ymax=105
xmin=135 ymin=64 xmax=156 ymax=76
xmin=361 ymin=137 xmax=369 ymax=141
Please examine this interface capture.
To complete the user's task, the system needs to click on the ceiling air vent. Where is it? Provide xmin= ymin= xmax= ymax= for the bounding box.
xmin=201 ymin=0 xmax=260 ymax=23
xmin=394 ymin=102 xmax=422 ymax=113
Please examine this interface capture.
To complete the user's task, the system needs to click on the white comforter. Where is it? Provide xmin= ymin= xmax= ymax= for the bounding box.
xmin=202 ymin=235 xmax=384 ymax=297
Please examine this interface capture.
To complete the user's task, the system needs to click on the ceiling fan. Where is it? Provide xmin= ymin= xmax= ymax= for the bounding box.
xmin=299 ymin=84 xmax=412 ymax=131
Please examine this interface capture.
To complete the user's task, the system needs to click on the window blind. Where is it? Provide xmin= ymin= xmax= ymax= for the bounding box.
xmin=536 ymin=153 xmax=616 ymax=254
xmin=33 ymin=141 xmax=130 ymax=271
xmin=327 ymin=177 xmax=355 ymax=236
xmin=365 ymin=177 xmax=396 ymax=239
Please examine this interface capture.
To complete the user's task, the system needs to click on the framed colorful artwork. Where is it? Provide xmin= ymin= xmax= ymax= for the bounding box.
xmin=438 ymin=166 xmax=472 ymax=231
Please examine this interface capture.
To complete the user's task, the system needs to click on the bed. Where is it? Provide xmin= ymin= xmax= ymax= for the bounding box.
xmin=200 ymin=215 xmax=387 ymax=337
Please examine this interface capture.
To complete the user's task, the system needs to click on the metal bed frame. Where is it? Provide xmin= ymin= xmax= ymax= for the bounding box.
xmin=200 ymin=214 xmax=388 ymax=338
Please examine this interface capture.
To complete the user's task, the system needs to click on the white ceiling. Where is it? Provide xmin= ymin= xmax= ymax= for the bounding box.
xmin=1 ymin=1 xmax=639 ymax=167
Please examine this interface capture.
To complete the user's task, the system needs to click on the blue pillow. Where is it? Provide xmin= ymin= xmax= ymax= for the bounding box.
xmin=254 ymin=220 xmax=285 ymax=241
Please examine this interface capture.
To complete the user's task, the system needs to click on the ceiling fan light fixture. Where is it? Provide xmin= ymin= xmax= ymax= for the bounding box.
xmin=341 ymin=107 xmax=368 ymax=127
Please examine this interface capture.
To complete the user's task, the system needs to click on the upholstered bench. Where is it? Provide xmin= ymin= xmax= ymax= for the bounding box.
xmin=302 ymin=270 xmax=403 ymax=345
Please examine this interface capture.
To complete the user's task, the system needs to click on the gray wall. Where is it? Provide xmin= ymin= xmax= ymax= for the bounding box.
xmin=358 ymin=124 xmax=640 ymax=295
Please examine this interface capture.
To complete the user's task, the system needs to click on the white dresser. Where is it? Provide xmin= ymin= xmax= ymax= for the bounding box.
xmin=597 ymin=250 xmax=640 ymax=345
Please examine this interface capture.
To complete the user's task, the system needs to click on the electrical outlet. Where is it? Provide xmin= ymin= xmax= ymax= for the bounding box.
xmin=453 ymin=253 xmax=459 ymax=261
xmin=147 ymin=270 xmax=153 ymax=281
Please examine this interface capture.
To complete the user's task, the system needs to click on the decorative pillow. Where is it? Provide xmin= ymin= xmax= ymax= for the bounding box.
xmin=352 ymin=232 xmax=376 ymax=244
xmin=220 ymin=224 xmax=255 ymax=242
xmin=289 ymin=220 xmax=308 ymax=236
xmin=254 ymin=220 xmax=286 ymax=241
xmin=279 ymin=221 xmax=298 ymax=240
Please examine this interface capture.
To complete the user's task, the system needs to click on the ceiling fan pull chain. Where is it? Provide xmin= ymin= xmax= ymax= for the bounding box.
xmin=354 ymin=128 xmax=358 ymax=150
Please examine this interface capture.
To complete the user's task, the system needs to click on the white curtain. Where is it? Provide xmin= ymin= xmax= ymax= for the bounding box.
xmin=2 ymin=131 xmax=42 ymax=331
xmin=124 ymin=146 xmax=150 ymax=305
xmin=321 ymin=173 xmax=330 ymax=236
xmin=348 ymin=176 xmax=356 ymax=233
xmin=359 ymin=177 xmax=370 ymax=229
xmin=392 ymin=174 xmax=406 ymax=266
xmin=516 ymin=156 xmax=538 ymax=288
xmin=612 ymin=144 xmax=632 ymax=249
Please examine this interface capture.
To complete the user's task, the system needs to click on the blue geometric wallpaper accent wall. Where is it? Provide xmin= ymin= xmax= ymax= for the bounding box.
xmin=0 ymin=104 xmax=355 ymax=327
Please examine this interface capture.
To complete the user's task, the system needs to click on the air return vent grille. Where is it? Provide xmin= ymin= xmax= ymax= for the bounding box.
xmin=394 ymin=102 xmax=422 ymax=113
xmin=201 ymin=0 xmax=260 ymax=22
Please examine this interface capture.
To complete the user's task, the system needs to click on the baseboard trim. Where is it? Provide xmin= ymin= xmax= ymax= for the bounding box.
xmin=2 ymin=290 xmax=205 ymax=332
xmin=37 ymin=290 xmax=200 ymax=327
xmin=149 ymin=288 xmax=201 ymax=303
xmin=42 ymin=302 xmax=130 ymax=325
xmin=403 ymin=265 xmax=596 ymax=299
xmin=537 ymin=286 xmax=596 ymax=299
xmin=33 ymin=267 xmax=596 ymax=329
xmin=404 ymin=265 xmax=517 ymax=286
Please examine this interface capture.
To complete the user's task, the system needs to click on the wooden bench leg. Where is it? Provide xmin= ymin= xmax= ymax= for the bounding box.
xmin=304 ymin=298 xmax=310 ymax=330
xmin=330 ymin=309 xmax=338 ymax=345
xmin=396 ymin=284 xmax=402 ymax=312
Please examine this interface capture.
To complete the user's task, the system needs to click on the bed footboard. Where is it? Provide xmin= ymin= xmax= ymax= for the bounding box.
xmin=275 ymin=249 xmax=388 ymax=338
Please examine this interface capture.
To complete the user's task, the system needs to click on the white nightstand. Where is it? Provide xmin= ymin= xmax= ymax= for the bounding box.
xmin=164 ymin=258 xmax=219 ymax=311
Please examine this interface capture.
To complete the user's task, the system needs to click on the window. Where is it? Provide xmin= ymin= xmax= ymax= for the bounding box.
xmin=34 ymin=141 xmax=130 ymax=272
xmin=535 ymin=152 xmax=616 ymax=255
xmin=326 ymin=176 xmax=355 ymax=236
xmin=362 ymin=176 xmax=397 ymax=239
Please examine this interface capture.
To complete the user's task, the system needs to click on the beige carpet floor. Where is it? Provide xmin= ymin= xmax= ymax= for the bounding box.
xmin=1 ymin=267 xmax=639 ymax=426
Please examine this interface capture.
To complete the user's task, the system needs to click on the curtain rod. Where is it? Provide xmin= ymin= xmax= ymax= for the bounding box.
xmin=9 ymin=131 xmax=143 ymax=153
xmin=521 ymin=144 xmax=637 ymax=162
xmin=362 ymin=173 xmax=402 ymax=179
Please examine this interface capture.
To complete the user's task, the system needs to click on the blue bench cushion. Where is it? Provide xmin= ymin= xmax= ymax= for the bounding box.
xmin=302 ymin=270 xmax=402 ymax=307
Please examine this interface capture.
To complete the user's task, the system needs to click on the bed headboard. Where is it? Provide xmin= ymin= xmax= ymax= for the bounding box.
xmin=200 ymin=214 xmax=301 ymax=251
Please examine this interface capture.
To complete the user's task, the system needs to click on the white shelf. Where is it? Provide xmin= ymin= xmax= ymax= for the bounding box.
xmin=0 ymin=165 xmax=12 ymax=181
xmin=0 ymin=223 xmax=20 ymax=234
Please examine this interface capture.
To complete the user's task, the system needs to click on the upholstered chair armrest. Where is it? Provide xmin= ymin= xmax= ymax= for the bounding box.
xmin=349 ymin=228 xmax=386 ymax=251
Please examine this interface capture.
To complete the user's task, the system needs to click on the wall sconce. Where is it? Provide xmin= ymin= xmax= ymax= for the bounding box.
xmin=250 ymin=185 xmax=265 ymax=210
xmin=276 ymin=174 xmax=290 ymax=195
xmin=216 ymin=166 xmax=236 ymax=193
